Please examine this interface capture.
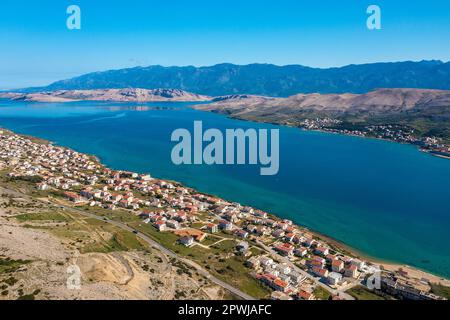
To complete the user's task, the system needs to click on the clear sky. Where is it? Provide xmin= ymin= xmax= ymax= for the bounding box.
xmin=1 ymin=0 xmax=450 ymax=88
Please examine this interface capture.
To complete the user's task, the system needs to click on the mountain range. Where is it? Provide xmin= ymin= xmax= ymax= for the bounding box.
xmin=23 ymin=60 xmax=450 ymax=97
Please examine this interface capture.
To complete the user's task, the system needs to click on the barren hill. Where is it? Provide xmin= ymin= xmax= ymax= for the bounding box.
xmin=194 ymin=88 xmax=450 ymax=143
xmin=197 ymin=89 xmax=450 ymax=115
xmin=0 ymin=88 xmax=211 ymax=103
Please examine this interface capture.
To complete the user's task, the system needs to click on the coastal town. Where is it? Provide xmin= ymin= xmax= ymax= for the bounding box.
xmin=297 ymin=118 xmax=450 ymax=159
xmin=0 ymin=128 xmax=448 ymax=300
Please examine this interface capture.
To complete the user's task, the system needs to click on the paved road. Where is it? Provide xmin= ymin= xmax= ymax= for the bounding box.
xmin=256 ymin=240 xmax=355 ymax=300
xmin=2 ymin=187 xmax=255 ymax=300
xmin=209 ymin=210 xmax=354 ymax=300
xmin=59 ymin=204 xmax=256 ymax=300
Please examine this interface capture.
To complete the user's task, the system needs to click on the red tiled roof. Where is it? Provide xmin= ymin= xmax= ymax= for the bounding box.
xmin=285 ymin=233 xmax=295 ymax=238
xmin=298 ymin=290 xmax=313 ymax=300
xmin=332 ymin=260 xmax=344 ymax=266
xmin=312 ymin=267 xmax=328 ymax=276
xmin=64 ymin=191 xmax=79 ymax=198
xmin=273 ymin=278 xmax=288 ymax=288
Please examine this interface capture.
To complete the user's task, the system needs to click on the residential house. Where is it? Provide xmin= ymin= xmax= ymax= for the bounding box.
xmin=235 ymin=229 xmax=249 ymax=238
xmin=178 ymin=236 xmax=194 ymax=247
xmin=294 ymin=247 xmax=308 ymax=257
xmin=254 ymin=210 xmax=267 ymax=219
xmin=327 ymin=272 xmax=343 ymax=286
xmin=166 ymin=220 xmax=180 ymax=230
xmin=260 ymin=257 xmax=274 ymax=267
xmin=312 ymin=267 xmax=329 ymax=278
xmin=274 ymin=243 xmax=294 ymax=257
xmin=312 ymin=256 xmax=326 ymax=266
xmin=37 ymin=183 xmax=49 ymax=191
xmin=276 ymin=263 xmax=291 ymax=275
xmin=284 ymin=233 xmax=295 ymax=242
xmin=255 ymin=226 xmax=269 ymax=236
xmin=296 ymin=290 xmax=314 ymax=300
xmin=272 ymin=229 xmax=285 ymax=238
xmin=258 ymin=274 xmax=289 ymax=293
xmin=304 ymin=238 xmax=316 ymax=247
xmin=194 ymin=232 xmax=207 ymax=242
xmin=63 ymin=191 xmax=84 ymax=204
xmin=206 ymin=223 xmax=218 ymax=233
xmin=272 ymin=278 xmax=290 ymax=293
xmin=332 ymin=259 xmax=344 ymax=273
xmin=224 ymin=212 xmax=239 ymax=223
xmin=307 ymin=260 xmax=324 ymax=269
xmin=344 ymin=265 xmax=358 ymax=278
xmin=236 ymin=241 xmax=249 ymax=254
xmin=289 ymin=271 xmax=305 ymax=285
xmin=315 ymin=246 xmax=330 ymax=256
xmin=154 ymin=221 xmax=166 ymax=232
xmin=350 ymin=259 xmax=366 ymax=270
xmin=219 ymin=220 xmax=233 ymax=231
xmin=111 ymin=194 xmax=123 ymax=203
xmin=245 ymin=256 xmax=260 ymax=269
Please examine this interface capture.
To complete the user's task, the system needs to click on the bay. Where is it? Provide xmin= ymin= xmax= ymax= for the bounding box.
xmin=1 ymin=99 xmax=449 ymax=278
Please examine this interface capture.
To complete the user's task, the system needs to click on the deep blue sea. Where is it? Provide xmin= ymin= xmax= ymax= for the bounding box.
xmin=1 ymin=99 xmax=449 ymax=278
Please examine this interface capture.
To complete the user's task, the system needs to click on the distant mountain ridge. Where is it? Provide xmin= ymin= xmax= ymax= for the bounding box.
xmin=0 ymin=88 xmax=210 ymax=103
xmin=25 ymin=60 xmax=450 ymax=97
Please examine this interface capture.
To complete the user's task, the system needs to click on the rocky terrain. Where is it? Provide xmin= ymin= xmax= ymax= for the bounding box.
xmin=197 ymin=89 xmax=450 ymax=116
xmin=194 ymin=88 xmax=450 ymax=144
xmin=0 ymin=183 xmax=228 ymax=300
xmin=0 ymin=88 xmax=211 ymax=103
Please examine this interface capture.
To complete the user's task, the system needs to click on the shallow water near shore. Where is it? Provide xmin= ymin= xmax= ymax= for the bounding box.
xmin=1 ymin=99 xmax=450 ymax=278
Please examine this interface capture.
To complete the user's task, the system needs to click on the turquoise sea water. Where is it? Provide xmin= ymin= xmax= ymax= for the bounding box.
xmin=1 ymin=100 xmax=449 ymax=278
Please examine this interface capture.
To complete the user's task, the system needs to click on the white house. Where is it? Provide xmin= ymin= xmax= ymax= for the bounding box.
xmin=166 ymin=220 xmax=180 ymax=230
xmin=327 ymin=272 xmax=343 ymax=286
xmin=276 ymin=263 xmax=291 ymax=275
xmin=294 ymin=247 xmax=308 ymax=257
xmin=219 ymin=220 xmax=233 ymax=231
xmin=259 ymin=257 xmax=274 ymax=267
xmin=179 ymin=236 xmax=194 ymax=247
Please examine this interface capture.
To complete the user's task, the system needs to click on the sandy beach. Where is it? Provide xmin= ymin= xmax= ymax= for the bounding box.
xmin=308 ymin=227 xmax=450 ymax=286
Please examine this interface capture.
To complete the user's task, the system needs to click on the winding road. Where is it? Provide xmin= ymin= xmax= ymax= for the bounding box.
xmin=56 ymin=202 xmax=256 ymax=300
xmin=2 ymin=186 xmax=255 ymax=300
xmin=255 ymin=239 xmax=355 ymax=300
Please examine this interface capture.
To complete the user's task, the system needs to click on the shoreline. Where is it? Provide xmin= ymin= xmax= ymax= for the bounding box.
xmin=200 ymin=114 xmax=450 ymax=283
xmin=208 ymin=112 xmax=450 ymax=162
xmin=305 ymin=226 xmax=450 ymax=286
xmin=1 ymin=125 xmax=449 ymax=286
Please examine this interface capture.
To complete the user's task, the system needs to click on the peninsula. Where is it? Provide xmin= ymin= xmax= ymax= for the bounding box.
xmin=194 ymin=88 xmax=450 ymax=158
xmin=0 ymin=88 xmax=211 ymax=103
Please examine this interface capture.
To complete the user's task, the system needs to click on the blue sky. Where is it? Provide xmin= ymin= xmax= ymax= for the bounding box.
xmin=1 ymin=0 xmax=450 ymax=88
